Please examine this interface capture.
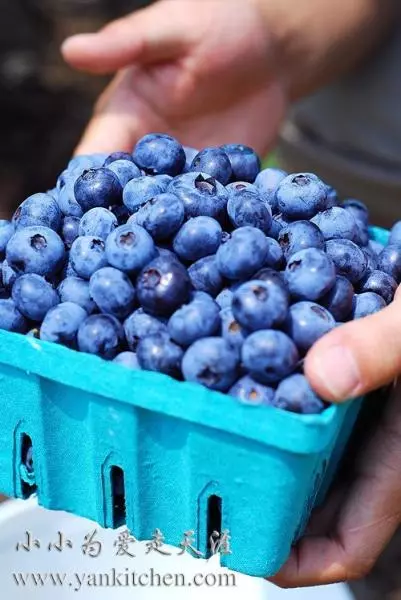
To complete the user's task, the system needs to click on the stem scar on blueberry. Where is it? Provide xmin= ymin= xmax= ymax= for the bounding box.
xmin=90 ymin=239 xmax=105 ymax=250
xmin=198 ymin=366 xmax=220 ymax=386
xmin=288 ymin=259 xmax=302 ymax=271
xmin=252 ymin=285 xmax=268 ymax=301
xmin=195 ymin=174 xmax=217 ymax=195
xmin=119 ymin=232 xmax=136 ymax=247
xmin=292 ymin=175 xmax=310 ymax=186
xmin=30 ymin=234 xmax=47 ymax=250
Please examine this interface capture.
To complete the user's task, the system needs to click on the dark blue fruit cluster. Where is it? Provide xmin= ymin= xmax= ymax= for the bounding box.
xmin=0 ymin=134 xmax=397 ymax=416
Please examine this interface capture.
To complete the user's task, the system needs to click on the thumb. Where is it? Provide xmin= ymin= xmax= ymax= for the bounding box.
xmin=61 ymin=1 xmax=191 ymax=74
xmin=305 ymin=295 xmax=401 ymax=402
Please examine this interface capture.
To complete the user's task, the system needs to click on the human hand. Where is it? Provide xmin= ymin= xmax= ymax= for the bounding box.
xmin=272 ymin=287 xmax=401 ymax=587
xmin=61 ymin=0 xmax=287 ymax=156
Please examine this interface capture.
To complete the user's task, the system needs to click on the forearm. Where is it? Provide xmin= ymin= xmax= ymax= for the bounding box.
xmin=256 ymin=0 xmax=400 ymax=100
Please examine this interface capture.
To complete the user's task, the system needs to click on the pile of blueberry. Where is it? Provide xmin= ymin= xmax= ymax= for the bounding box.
xmin=0 ymin=134 xmax=399 ymax=415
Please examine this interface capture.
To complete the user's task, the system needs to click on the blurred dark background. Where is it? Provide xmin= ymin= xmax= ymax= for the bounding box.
xmin=0 ymin=0 xmax=151 ymax=217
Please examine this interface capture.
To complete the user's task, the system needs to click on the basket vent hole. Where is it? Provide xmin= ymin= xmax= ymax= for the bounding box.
xmin=111 ymin=466 xmax=126 ymax=528
xmin=21 ymin=434 xmax=37 ymax=499
xmin=207 ymin=494 xmax=222 ymax=554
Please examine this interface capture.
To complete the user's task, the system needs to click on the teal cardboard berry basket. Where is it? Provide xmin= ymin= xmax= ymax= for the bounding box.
xmin=0 ymin=227 xmax=389 ymax=578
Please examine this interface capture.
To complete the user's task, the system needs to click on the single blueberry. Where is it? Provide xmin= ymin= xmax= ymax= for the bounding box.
xmin=221 ymin=144 xmax=261 ymax=183
xmin=0 ymin=298 xmax=27 ymax=332
xmin=254 ymin=167 xmax=287 ymax=213
xmin=216 ymin=226 xmax=268 ymax=280
xmin=276 ymin=173 xmax=327 ymax=219
xmin=124 ymin=308 xmax=167 ymax=351
xmin=77 ymin=314 xmax=124 ymax=358
xmin=311 ymin=207 xmax=358 ymax=241
xmin=286 ymin=301 xmax=336 ymax=354
xmin=123 ymin=175 xmax=166 ymax=214
xmin=168 ymin=172 xmax=228 ymax=222
xmin=229 ymin=375 xmax=274 ymax=406
xmin=57 ymin=182 xmax=83 ymax=218
xmin=190 ymin=147 xmax=232 ymax=185
xmin=103 ymin=152 xmax=134 ymax=166
xmin=129 ymin=193 xmax=184 ymax=241
xmin=105 ymin=223 xmax=156 ymax=273
xmin=232 ymin=279 xmax=289 ymax=331
xmin=6 ymin=226 xmax=66 ymax=277
xmin=182 ymin=337 xmax=239 ymax=391
xmin=173 ymin=216 xmax=222 ymax=262
xmin=263 ymin=237 xmax=284 ymax=270
xmin=227 ymin=189 xmax=272 ymax=233
xmin=113 ymin=351 xmax=140 ymax=370
xmin=70 ymin=236 xmax=108 ymax=280
xmin=278 ymin=221 xmax=324 ymax=259
xmin=58 ymin=276 xmax=96 ymax=314
xmin=325 ymin=239 xmax=368 ymax=284
xmin=107 ymin=159 xmax=141 ymax=187
xmin=89 ymin=267 xmax=136 ymax=319
xmin=320 ymin=276 xmax=354 ymax=320
xmin=377 ymin=244 xmax=401 ymax=283
xmin=40 ymin=302 xmax=87 ymax=347
xmin=342 ymin=199 xmax=369 ymax=225
xmin=285 ymin=248 xmax=336 ymax=301
xmin=79 ymin=207 xmax=118 ymax=240
xmin=359 ymin=270 xmax=397 ymax=305
xmin=241 ymin=330 xmax=299 ymax=384
xmin=13 ymin=193 xmax=62 ymax=232
xmin=12 ymin=274 xmax=59 ymax=321
xmin=137 ymin=255 xmax=192 ymax=316
xmin=188 ymin=255 xmax=225 ymax=297
xmin=0 ymin=220 xmax=14 ymax=257
xmin=133 ymin=133 xmax=185 ymax=176
xmin=168 ymin=296 xmax=220 ymax=347
xmin=74 ymin=168 xmax=122 ymax=212
xmin=220 ymin=307 xmax=246 ymax=352
xmin=137 ymin=333 xmax=183 ymax=378
xmin=352 ymin=292 xmax=386 ymax=319
xmin=274 ymin=374 xmax=325 ymax=414
xmin=61 ymin=216 xmax=80 ymax=249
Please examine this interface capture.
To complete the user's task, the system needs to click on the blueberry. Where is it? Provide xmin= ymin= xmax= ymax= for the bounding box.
xmin=6 ymin=226 xmax=66 ymax=277
xmin=0 ymin=220 xmax=14 ymax=257
xmin=123 ymin=175 xmax=166 ymax=214
xmin=389 ymin=221 xmax=401 ymax=246
xmin=168 ymin=296 xmax=220 ymax=346
xmin=311 ymin=207 xmax=358 ymax=241
xmin=190 ymin=147 xmax=232 ymax=185
xmin=268 ymin=216 xmax=285 ymax=240
xmin=74 ymin=168 xmax=122 ymax=212
xmin=12 ymin=274 xmax=59 ymax=321
xmin=57 ymin=182 xmax=83 ymax=218
xmin=227 ymin=189 xmax=272 ymax=233
xmin=13 ymin=193 xmax=62 ymax=232
xmin=107 ymin=159 xmax=141 ymax=187
xmin=253 ymin=266 xmax=288 ymax=291
xmin=286 ymin=301 xmax=336 ymax=353
xmin=137 ymin=333 xmax=183 ymax=378
xmin=215 ymin=288 xmax=234 ymax=310
xmin=182 ymin=337 xmax=239 ymax=391
xmin=241 ymin=330 xmax=299 ymax=384
xmin=377 ymin=245 xmax=401 ymax=283
xmin=262 ymin=237 xmax=284 ymax=270
xmin=229 ymin=375 xmax=274 ymax=406
xmin=352 ymin=292 xmax=386 ymax=319
xmin=278 ymin=221 xmax=324 ymax=259
xmin=232 ymin=279 xmax=289 ymax=331
xmin=276 ymin=173 xmax=326 ymax=219
xmin=79 ymin=208 xmax=118 ymax=240
xmin=183 ymin=146 xmax=199 ymax=172
xmin=103 ymin=152 xmax=135 ymax=166
xmin=359 ymin=270 xmax=397 ymax=305
xmin=320 ymin=276 xmax=354 ymax=320
xmin=274 ymin=374 xmax=325 ymax=414
xmin=129 ymin=193 xmax=185 ymax=241
xmin=77 ymin=314 xmax=124 ymax=358
xmin=369 ymin=239 xmax=384 ymax=256
xmin=2 ymin=260 xmax=17 ymax=289
xmin=188 ymin=255 xmax=225 ymax=297
xmin=61 ymin=216 xmax=80 ymax=249
xmin=70 ymin=236 xmax=108 ymax=280
xmin=325 ymin=239 xmax=368 ymax=284
xmin=133 ymin=133 xmax=185 ymax=176
xmin=216 ymin=226 xmax=268 ymax=280
xmin=285 ymin=248 xmax=336 ymax=301
xmin=124 ymin=308 xmax=167 ymax=351
xmin=220 ymin=144 xmax=261 ymax=182
xmin=324 ymin=185 xmax=339 ymax=209
xmin=173 ymin=216 xmax=222 ymax=262
xmin=220 ymin=307 xmax=246 ymax=352
xmin=152 ymin=174 xmax=174 ymax=190
xmin=342 ymin=199 xmax=369 ymax=226
xmin=352 ymin=220 xmax=369 ymax=247
xmin=168 ymin=172 xmax=228 ymax=222
xmin=58 ymin=276 xmax=96 ymax=314
xmin=362 ymin=245 xmax=378 ymax=276
xmin=89 ymin=267 xmax=136 ymax=319
xmin=137 ymin=255 xmax=192 ymax=316
xmin=69 ymin=153 xmax=107 ymax=170
xmin=0 ymin=299 xmax=27 ymax=332
xmin=105 ymin=224 xmax=156 ymax=273
xmin=113 ymin=351 xmax=140 ymax=370
xmin=40 ymin=302 xmax=87 ymax=347
xmin=254 ymin=168 xmax=287 ymax=213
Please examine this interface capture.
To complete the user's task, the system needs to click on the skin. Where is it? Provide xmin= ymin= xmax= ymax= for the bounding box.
xmin=61 ymin=0 xmax=401 ymax=587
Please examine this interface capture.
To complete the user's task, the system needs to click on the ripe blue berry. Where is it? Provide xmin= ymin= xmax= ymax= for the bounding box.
xmin=311 ymin=207 xmax=358 ymax=241
xmin=352 ymin=292 xmax=386 ymax=319
xmin=168 ymin=172 xmax=228 ymax=222
xmin=182 ymin=337 xmax=239 ymax=391
xmin=173 ymin=216 xmax=222 ymax=262
xmin=79 ymin=208 xmax=117 ymax=240
xmin=242 ymin=330 xmax=299 ymax=384
xmin=123 ymin=176 xmax=167 ymax=214
xmin=0 ymin=299 xmax=27 ymax=332
xmin=232 ymin=279 xmax=289 ymax=331
xmin=137 ymin=333 xmax=183 ymax=378
xmin=276 ymin=173 xmax=326 ymax=219
xmin=89 ymin=267 xmax=136 ymax=319
xmin=278 ymin=221 xmax=324 ymax=259
xmin=274 ymin=374 xmax=325 ymax=414
xmin=12 ymin=274 xmax=59 ymax=321
xmin=58 ymin=276 xmax=96 ymax=314
xmin=377 ymin=245 xmax=401 ymax=283
xmin=285 ymin=248 xmax=336 ymax=301
xmin=168 ymin=296 xmax=220 ymax=347
xmin=133 ymin=133 xmax=185 ymax=176
xmin=221 ymin=144 xmax=261 ymax=182
xmin=129 ymin=193 xmax=185 ymax=241
xmin=107 ymin=159 xmax=141 ymax=186
xmin=40 ymin=302 xmax=87 ymax=347
xmin=325 ymin=239 xmax=368 ymax=284
xmin=6 ymin=226 xmax=66 ymax=277
xmin=216 ymin=226 xmax=268 ymax=280
xmin=286 ymin=301 xmax=336 ymax=353
xmin=13 ymin=193 xmax=62 ymax=232
xmin=74 ymin=168 xmax=122 ymax=212
xmin=70 ymin=236 xmax=108 ymax=280
xmin=359 ymin=270 xmax=397 ymax=305
xmin=191 ymin=147 xmax=232 ymax=185
xmin=105 ymin=224 xmax=156 ymax=274
xmin=320 ymin=276 xmax=354 ymax=321
xmin=77 ymin=314 xmax=124 ymax=358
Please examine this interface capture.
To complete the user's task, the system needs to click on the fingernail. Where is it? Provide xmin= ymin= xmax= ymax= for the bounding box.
xmin=310 ymin=345 xmax=362 ymax=401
